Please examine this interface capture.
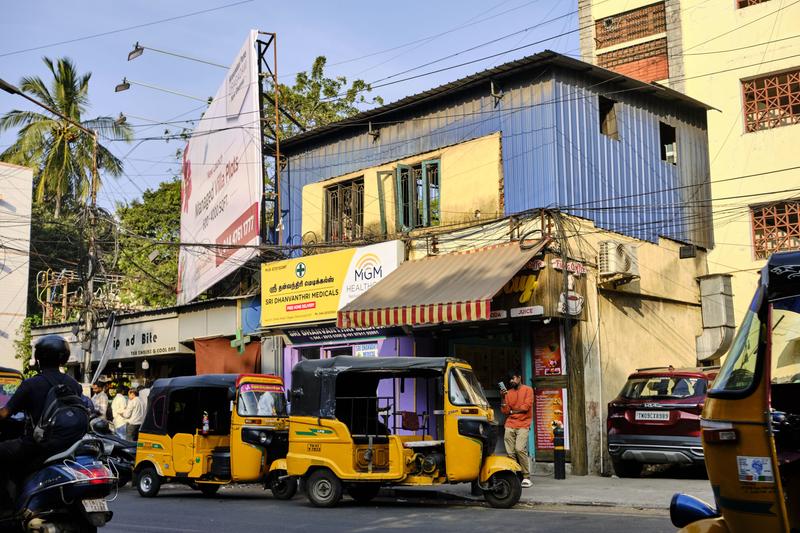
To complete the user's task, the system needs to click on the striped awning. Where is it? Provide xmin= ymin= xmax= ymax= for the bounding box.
xmin=337 ymin=239 xmax=548 ymax=328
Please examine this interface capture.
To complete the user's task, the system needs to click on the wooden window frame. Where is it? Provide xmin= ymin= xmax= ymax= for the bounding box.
xmin=325 ymin=177 xmax=364 ymax=243
xmin=395 ymin=159 xmax=441 ymax=231
xmin=742 ymin=68 xmax=800 ymax=133
xmin=751 ymin=201 xmax=800 ymax=259
xmin=736 ymin=0 xmax=771 ymax=8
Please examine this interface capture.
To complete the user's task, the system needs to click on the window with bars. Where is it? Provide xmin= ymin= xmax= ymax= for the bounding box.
xmin=742 ymin=69 xmax=800 ymax=132
xmin=737 ymin=0 xmax=771 ymax=8
xmin=751 ymin=202 xmax=800 ymax=259
xmin=396 ymin=160 xmax=440 ymax=230
xmin=325 ymin=177 xmax=364 ymax=242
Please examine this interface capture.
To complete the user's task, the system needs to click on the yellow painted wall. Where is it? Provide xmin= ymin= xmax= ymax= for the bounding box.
xmin=678 ymin=0 xmax=800 ymax=326
xmin=302 ymin=133 xmax=503 ymax=241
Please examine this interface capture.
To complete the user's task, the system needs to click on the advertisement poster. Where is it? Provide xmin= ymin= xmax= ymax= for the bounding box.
xmin=261 ymin=241 xmax=404 ymax=327
xmin=177 ymin=30 xmax=262 ymax=304
xmin=534 ymin=387 xmax=569 ymax=450
xmin=533 ymin=325 xmax=565 ymax=377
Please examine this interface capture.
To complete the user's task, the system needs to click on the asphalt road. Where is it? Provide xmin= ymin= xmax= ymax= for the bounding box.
xmin=103 ymin=485 xmax=675 ymax=532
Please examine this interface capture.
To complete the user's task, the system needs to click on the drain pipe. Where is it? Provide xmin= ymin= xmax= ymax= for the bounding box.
xmin=695 ymin=274 xmax=736 ymax=363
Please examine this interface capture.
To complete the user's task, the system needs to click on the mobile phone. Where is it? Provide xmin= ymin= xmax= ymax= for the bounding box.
xmin=498 ymin=381 xmax=507 ymax=392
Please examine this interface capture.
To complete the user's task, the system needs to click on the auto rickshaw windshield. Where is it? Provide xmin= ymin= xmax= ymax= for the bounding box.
xmin=0 ymin=375 xmax=21 ymax=408
xmin=449 ymin=367 xmax=489 ymax=408
xmin=237 ymin=383 xmax=288 ymax=417
xmin=711 ymin=286 xmax=764 ymax=395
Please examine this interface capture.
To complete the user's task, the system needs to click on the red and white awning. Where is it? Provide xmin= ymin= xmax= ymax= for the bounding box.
xmin=337 ymin=239 xmax=548 ymax=328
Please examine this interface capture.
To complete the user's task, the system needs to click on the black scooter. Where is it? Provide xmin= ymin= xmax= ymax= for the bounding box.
xmin=88 ymin=418 xmax=136 ymax=488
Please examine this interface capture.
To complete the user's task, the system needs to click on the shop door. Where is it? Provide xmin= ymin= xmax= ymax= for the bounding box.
xmin=450 ymin=337 xmax=519 ymax=454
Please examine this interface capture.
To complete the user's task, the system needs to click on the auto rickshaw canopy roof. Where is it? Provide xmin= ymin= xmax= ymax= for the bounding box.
xmin=765 ymin=251 xmax=800 ymax=301
xmin=0 ymin=367 xmax=22 ymax=377
xmin=290 ymin=356 xmax=464 ymax=418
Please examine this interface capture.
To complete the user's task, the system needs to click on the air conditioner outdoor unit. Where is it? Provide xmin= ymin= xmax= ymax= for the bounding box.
xmin=599 ymin=241 xmax=639 ymax=278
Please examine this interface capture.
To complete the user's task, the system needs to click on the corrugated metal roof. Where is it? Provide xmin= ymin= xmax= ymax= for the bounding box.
xmin=278 ymin=50 xmax=712 ymax=152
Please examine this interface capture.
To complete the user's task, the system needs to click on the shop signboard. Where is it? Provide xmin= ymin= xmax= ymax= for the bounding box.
xmin=533 ymin=325 xmax=565 ymax=377
xmin=261 ymin=240 xmax=404 ymax=327
xmin=491 ymin=253 xmax=586 ymax=320
xmin=177 ymin=30 xmax=262 ymax=305
xmin=533 ymin=387 xmax=570 ymax=450
xmin=108 ymin=316 xmax=191 ymax=360
xmin=354 ymin=343 xmax=379 ymax=357
xmin=283 ymin=325 xmax=402 ymax=345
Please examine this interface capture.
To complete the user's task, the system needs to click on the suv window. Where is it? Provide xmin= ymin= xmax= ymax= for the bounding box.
xmin=621 ymin=376 xmax=706 ymax=400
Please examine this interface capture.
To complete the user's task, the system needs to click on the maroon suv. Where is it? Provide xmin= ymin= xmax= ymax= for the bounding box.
xmin=606 ymin=366 xmax=717 ymax=478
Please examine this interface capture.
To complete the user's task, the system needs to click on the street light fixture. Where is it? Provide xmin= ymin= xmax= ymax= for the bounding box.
xmin=127 ymin=42 xmax=144 ymax=61
xmin=113 ymin=77 xmax=211 ymax=104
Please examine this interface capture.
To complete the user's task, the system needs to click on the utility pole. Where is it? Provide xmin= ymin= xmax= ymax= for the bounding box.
xmin=0 ymin=77 xmax=100 ymax=384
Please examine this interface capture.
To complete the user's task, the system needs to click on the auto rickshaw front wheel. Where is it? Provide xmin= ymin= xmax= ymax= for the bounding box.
xmin=483 ymin=471 xmax=522 ymax=509
xmin=198 ymin=484 xmax=221 ymax=497
xmin=306 ymin=469 xmax=343 ymax=508
xmin=269 ymin=470 xmax=298 ymax=500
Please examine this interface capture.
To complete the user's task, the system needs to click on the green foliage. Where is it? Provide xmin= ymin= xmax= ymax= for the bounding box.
xmin=0 ymin=57 xmax=133 ymax=217
xmin=272 ymin=56 xmax=383 ymax=138
xmin=14 ymin=315 xmax=41 ymax=377
xmin=116 ymin=178 xmax=181 ymax=308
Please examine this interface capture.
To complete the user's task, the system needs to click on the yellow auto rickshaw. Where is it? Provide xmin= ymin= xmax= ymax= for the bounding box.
xmin=133 ymin=373 xmax=296 ymax=499
xmin=671 ymin=251 xmax=800 ymax=532
xmin=286 ymin=356 xmax=522 ymax=508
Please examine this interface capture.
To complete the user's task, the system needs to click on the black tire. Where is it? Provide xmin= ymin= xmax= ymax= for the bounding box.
xmin=483 ymin=471 xmax=522 ymax=509
xmin=305 ymin=469 xmax=343 ymax=508
xmin=269 ymin=471 xmax=298 ymax=500
xmin=136 ymin=466 xmax=161 ymax=498
xmin=198 ymin=484 xmax=221 ymax=497
xmin=346 ymin=483 xmax=381 ymax=504
xmin=612 ymin=458 xmax=643 ymax=478
xmin=77 ymin=520 xmax=98 ymax=533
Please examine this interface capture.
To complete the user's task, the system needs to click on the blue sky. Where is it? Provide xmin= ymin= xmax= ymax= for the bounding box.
xmin=0 ymin=0 xmax=580 ymax=211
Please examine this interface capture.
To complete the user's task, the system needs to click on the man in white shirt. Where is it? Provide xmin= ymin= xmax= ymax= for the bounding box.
xmin=91 ymin=382 xmax=109 ymax=420
xmin=122 ymin=388 xmax=145 ymax=441
xmin=110 ymin=385 xmax=129 ymax=439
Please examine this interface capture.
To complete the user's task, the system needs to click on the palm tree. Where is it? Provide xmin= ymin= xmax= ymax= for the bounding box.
xmin=0 ymin=57 xmax=132 ymax=216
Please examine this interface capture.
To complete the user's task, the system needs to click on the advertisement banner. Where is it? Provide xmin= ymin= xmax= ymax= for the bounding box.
xmin=533 ymin=325 xmax=565 ymax=377
xmin=533 ymin=387 xmax=569 ymax=451
xmin=261 ymin=241 xmax=404 ymax=327
xmin=177 ymin=30 xmax=262 ymax=305
xmin=283 ymin=325 xmax=403 ymax=345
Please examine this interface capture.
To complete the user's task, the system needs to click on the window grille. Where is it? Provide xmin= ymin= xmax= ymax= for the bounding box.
xmin=751 ymin=202 xmax=800 ymax=259
xmin=325 ymin=177 xmax=364 ymax=242
xmin=742 ymin=69 xmax=800 ymax=132
xmin=737 ymin=0 xmax=771 ymax=8
xmin=396 ymin=160 xmax=441 ymax=230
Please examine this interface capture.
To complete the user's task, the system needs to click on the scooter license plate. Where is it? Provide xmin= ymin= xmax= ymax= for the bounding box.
xmin=82 ymin=499 xmax=109 ymax=513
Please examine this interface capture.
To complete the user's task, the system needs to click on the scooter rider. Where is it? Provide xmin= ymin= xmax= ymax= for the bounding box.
xmin=0 ymin=335 xmax=85 ymax=504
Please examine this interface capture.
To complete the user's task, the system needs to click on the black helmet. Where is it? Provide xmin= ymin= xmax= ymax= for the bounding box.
xmin=34 ymin=335 xmax=71 ymax=368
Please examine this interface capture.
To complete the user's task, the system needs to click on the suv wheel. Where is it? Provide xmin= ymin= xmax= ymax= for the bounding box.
xmin=612 ymin=458 xmax=643 ymax=478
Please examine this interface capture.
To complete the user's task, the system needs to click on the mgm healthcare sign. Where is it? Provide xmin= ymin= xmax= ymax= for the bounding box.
xmin=261 ymin=241 xmax=404 ymax=327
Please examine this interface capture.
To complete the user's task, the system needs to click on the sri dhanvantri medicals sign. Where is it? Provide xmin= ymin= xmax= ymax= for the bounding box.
xmin=177 ymin=30 xmax=262 ymax=305
xmin=261 ymin=241 xmax=404 ymax=327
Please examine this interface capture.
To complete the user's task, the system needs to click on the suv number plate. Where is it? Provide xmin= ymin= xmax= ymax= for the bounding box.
xmin=82 ymin=499 xmax=109 ymax=512
xmin=635 ymin=411 xmax=669 ymax=421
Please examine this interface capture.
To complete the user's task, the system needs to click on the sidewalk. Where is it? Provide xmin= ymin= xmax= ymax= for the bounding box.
xmin=392 ymin=465 xmax=715 ymax=511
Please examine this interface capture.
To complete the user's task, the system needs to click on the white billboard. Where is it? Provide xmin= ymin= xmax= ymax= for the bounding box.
xmin=177 ymin=30 xmax=262 ymax=304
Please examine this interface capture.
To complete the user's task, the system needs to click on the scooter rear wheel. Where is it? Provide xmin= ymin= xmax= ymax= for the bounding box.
xmin=306 ymin=469 xmax=343 ymax=508
xmin=136 ymin=466 xmax=162 ymax=498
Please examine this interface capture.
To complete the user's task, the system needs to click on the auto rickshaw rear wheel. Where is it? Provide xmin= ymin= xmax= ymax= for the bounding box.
xmin=483 ymin=471 xmax=522 ymax=509
xmin=136 ymin=466 xmax=162 ymax=498
xmin=306 ymin=469 xmax=343 ymax=508
xmin=347 ymin=483 xmax=381 ymax=504
xmin=269 ymin=470 xmax=298 ymax=500
xmin=198 ymin=484 xmax=221 ymax=497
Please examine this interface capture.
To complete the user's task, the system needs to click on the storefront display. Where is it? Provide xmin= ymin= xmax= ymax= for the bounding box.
xmin=534 ymin=387 xmax=570 ymax=450
xmin=533 ymin=325 xmax=564 ymax=377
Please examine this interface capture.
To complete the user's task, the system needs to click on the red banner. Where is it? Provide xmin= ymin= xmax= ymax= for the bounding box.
xmin=215 ymin=202 xmax=259 ymax=266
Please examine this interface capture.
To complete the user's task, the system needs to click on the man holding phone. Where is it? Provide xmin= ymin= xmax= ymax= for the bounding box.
xmin=500 ymin=370 xmax=533 ymax=488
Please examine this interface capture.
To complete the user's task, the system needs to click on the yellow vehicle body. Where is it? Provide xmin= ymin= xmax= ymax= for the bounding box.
xmin=286 ymin=357 xmax=523 ymax=508
xmin=673 ymin=252 xmax=800 ymax=533
xmin=133 ymin=373 xmax=295 ymax=498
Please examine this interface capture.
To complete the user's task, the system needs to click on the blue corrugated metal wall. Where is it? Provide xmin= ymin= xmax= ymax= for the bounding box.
xmin=281 ymin=69 xmax=711 ymax=247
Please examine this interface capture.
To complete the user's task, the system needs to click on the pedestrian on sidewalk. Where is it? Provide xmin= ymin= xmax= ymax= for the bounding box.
xmin=121 ymin=388 xmax=145 ymax=441
xmin=90 ymin=380 xmax=110 ymax=420
xmin=500 ymin=370 xmax=533 ymax=488
xmin=111 ymin=385 xmax=128 ymax=439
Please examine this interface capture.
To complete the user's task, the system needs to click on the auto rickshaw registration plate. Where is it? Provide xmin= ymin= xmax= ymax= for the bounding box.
xmin=82 ymin=499 xmax=109 ymax=512
xmin=635 ymin=411 xmax=669 ymax=421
